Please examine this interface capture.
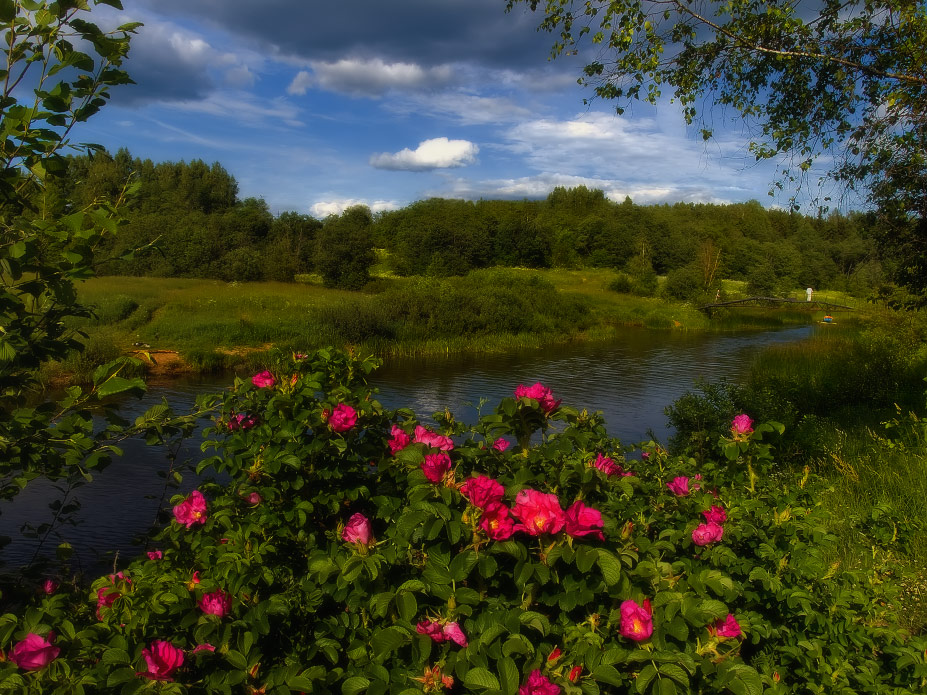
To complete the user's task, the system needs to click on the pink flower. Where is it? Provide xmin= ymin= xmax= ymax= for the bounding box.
xmin=388 ymin=425 xmax=411 ymax=455
xmin=416 ymin=620 xmax=446 ymax=643
xmin=199 ymin=590 xmax=232 ymax=618
xmin=666 ymin=476 xmax=690 ymax=496
xmin=421 ymin=452 xmax=452 ymax=484
xmin=511 ymin=489 xmax=565 ymax=536
xmin=414 ymin=425 xmax=454 ymax=451
xmin=514 ymin=382 xmax=561 ymax=414
xmin=592 ymin=453 xmax=633 ymax=477
xmin=251 ymin=370 xmax=276 ymax=388
xmin=731 ymin=414 xmax=754 ymax=436
xmin=519 ymin=669 xmax=561 ymax=695
xmin=479 ymin=502 xmax=518 ymax=540
xmin=228 ymin=413 xmax=258 ymax=431
xmin=568 ymin=666 xmax=582 ymax=682
xmin=714 ymin=614 xmax=742 ymax=639
xmin=146 ymin=550 xmax=163 ymax=561
xmin=329 ymin=403 xmax=358 ymax=432
xmin=442 ymin=622 xmax=468 ymax=647
xmin=460 ymin=475 xmax=505 ymax=509
xmin=547 ymin=647 xmax=561 ymax=662
xmin=564 ymin=500 xmax=605 ymax=541
xmin=702 ymin=505 xmax=727 ymax=524
xmin=138 ymin=640 xmax=184 ymax=681
xmin=641 ymin=452 xmax=651 ymax=460
xmin=619 ymin=599 xmax=653 ymax=641
xmin=41 ymin=579 xmax=58 ymax=595
xmin=244 ymin=492 xmax=261 ymax=505
xmin=692 ymin=522 xmax=724 ymax=546
xmin=9 ymin=633 xmax=59 ymax=670
xmin=173 ymin=490 xmax=208 ymax=528
xmin=191 ymin=644 xmax=215 ymax=654
xmin=96 ymin=572 xmax=129 ymax=619
xmin=491 ymin=438 xmax=510 ymax=452
xmin=342 ymin=513 xmax=373 ymax=546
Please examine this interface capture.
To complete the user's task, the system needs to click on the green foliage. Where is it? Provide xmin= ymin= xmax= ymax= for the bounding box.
xmin=315 ymin=206 xmax=376 ymax=290
xmin=661 ymin=266 xmax=704 ymax=303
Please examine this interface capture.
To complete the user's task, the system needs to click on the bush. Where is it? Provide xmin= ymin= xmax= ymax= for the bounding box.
xmin=662 ymin=266 xmax=705 ymax=302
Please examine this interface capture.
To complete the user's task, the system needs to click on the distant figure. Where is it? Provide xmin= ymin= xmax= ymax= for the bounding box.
xmin=806 ymin=287 xmax=813 ymax=302
xmin=715 ymin=288 xmax=721 ymax=301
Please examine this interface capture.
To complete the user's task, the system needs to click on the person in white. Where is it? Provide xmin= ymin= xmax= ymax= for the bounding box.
xmin=806 ymin=287 xmax=813 ymax=301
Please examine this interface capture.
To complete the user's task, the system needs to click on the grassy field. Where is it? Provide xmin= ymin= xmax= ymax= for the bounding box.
xmin=46 ymin=269 xmax=864 ymax=382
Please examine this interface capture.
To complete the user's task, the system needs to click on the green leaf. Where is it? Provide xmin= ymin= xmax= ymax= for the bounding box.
xmin=596 ymin=549 xmax=623 ymax=586
xmin=97 ymin=376 xmax=145 ymax=398
xmin=396 ymin=591 xmax=417 ymax=622
xmin=657 ymin=664 xmax=689 ymax=687
xmin=371 ymin=626 xmax=407 ymax=658
xmin=498 ymin=657 xmax=519 ymax=695
xmin=343 ymin=676 xmax=371 ymax=695
xmin=449 ymin=549 xmax=478 ymax=581
xmin=464 ymin=668 xmax=500 ymax=690
xmin=725 ymin=665 xmax=763 ymax=695
xmin=592 ymin=664 xmax=623 ymax=687
xmin=635 ymin=664 xmax=657 ymax=694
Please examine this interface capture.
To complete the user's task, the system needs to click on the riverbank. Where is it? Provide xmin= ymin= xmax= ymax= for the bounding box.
xmin=43 ymin=269 xmax=863 ymax=384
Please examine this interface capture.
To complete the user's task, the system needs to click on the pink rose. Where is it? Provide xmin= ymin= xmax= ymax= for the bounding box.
xmin=619 ymin=599 xmax=653 ymax=641
xmin=342 ymin=512 xmax=373 ymax=546
xmin=511 ymin=489 xmax=565 ymax=536
xmin=666 ymin=476 xmax=690 ymax=496
xmin=41 ymin=579 xmax=58 ymax=595
xmin=421 ymin=452 xmax=452 ymax=484
xmin=173 ymin=490 xmax=208 ymax=528
xmin=714 ymin=613 xmax=742 ymax=639
xmin=731 ymin=414 xmax=754 ymax=436
xmin=138 ymin=640 xmax=184 ymax=681
xmin=568 ymin=666 xmax=582 ymax=682
xmin=251 ymin=370 xmax=276 ymax=388
xmin=491 ymin=438 xmax=510 ymax=452
xmin=514 ymin=382 xmax=561 ymax=414
xmin=244 ymin=492 xmax=262 ymax=505
xmin=519 ymin=669 xmax=560 ymax=695
xmin=592 ymin=453 xmax=633 ymax=477
xmin=191 ymin=644 xmax=215 ymax=654
xmin=329 ymin=403 xmax=358 ymax=432
xmin=416 ymin=620 xmax=446 ymax=643
xmin=96 ymin=572 xmax=129 ymax=619
xmin=228 ymin=413 xmax=258 ymax=431
xmin=146 ymin=550 xmax=163 ymax=561
xmin=9 ymin=633 xmax=60 ymax=670
xmin=702 ymin=505 xmax=727 ymax=524
xmin=641 ymin=451 xmax=650 ymax=460
xmin=564 ymin=500 xmax=605 ymax=541
xmin=388 ymin=425 xmax=411 ymax=455
xmin=692 ymin=522 xmax=724 ymax=546
xmin=479 ymin=502 xmax=518 ymax=540
xmin=460 ymin=475 xmax=505 ymax=509
xmin=199 ymin=590 xmax=232 ymax=618
xmin=442 ymin=621 xmax=468 ymax=647
xmin=414 ymin=425 xmax=454 ymax=451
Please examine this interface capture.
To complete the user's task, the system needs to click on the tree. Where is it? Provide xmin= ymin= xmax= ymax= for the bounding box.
xmin=315 ymin=205 xmax=376 ymax=290
xmin=508 ymin=0 xmax=927 ymax=290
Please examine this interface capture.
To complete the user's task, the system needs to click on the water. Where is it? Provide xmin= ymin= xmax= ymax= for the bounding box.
xmin=0 ymin=325 xmax=814 ymax=572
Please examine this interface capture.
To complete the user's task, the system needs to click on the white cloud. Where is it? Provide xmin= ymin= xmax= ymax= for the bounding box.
xmin=166 ymin=91 xmax=304 ymax=128
xmin=288 ymin=58 xmax=454 ymax=97
xmin=224 ymin=65 xmax=256 ymax=88
xmin=310 ymin=199 xmax=401 ymax=218
xmin=387 ymin=92 xmax=533 ymax=125
xmin=370 ymin=137 xmax=478 ymax=171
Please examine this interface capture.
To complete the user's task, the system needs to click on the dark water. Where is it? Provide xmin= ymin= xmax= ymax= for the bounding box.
xmin=0 ymin=326 xmax=814 ymax=572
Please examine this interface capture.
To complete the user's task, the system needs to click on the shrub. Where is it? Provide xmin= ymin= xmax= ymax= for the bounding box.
xmin=662 ymin=266 xmax=705 ymax=302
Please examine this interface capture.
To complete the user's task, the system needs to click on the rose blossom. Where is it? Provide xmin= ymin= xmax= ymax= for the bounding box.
xmin=146 ymin=550 xmax=163 ymax=561
xmin=514 ymin=382 xmax=561 ymax=414
xmin=414 ymin=426 xmax=454 ymax=451
xmin=714 ymin=614 xmax=742 ymax=639
xmin=96 ymin=572 xmax=129 ymax=619
xmin=692 ymin=522 xmax=724 ymax=546
xmin=568 ymin=666 xmax=582 ymax=682
xmin=666 ymin=476 xmax=691 ymax=496
xmin=442 ymin=622 xmax=468 ymax=647
xmin=228 ymin=413 xmax=258 ymax=431
xmin=251 ymin=370 xmax=276 ymax=388
xmin=511 ymin=489 xmax=565 ymax=536
xmin=479 ymin=502 xmax=518 ymax=540
xmin=519 ymin=669 xmax=560 ymax=695
xmin=619 ymin=599 xmax=653 ymax=641
xmin=564 ymin=500 xmax=605 ymax=541
xmin=421 ymin=452 xmax=452 ymax=484
xmin=137 ymin=640 xmax=184 ymax=681
xmin=9 ymin=633 xmax=59 ymax=670
xmin=329 ymin=403 xmax=358 ymax=432
xmin=41 ymin=579 xmax=58 ymax=595
xmin=191 ymin=644 xmax=215 ymax=654
xmin=702 ymin=505 xmax=727 ymax=524
xmin=388 ymin=425 xmax=411 ymax=455
xmin=416 ymin=620 xmax=446 ymax=643
xmin=731 ymin=414 xmax=754 ymax=436
xmin=460 ymin=475 xmax=505 ymax=509
xmin=199 ymin=590 xmax=232 ymax=618
xmin=592 ymin=453 xmax=633 ymax=477
xmin=173 ymin=490 xmax=208 ymax=528
xmin=244 ymin=492 xmax=262 ymax=505
xmin=491 ymin=438 xmax=510 ymax=452
xmin=342 ymin=513 xmax=373 ymax=546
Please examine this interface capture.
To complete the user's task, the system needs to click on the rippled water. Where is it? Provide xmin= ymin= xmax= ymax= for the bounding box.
xmin=0 ymin=325 xmax=814 ymax=572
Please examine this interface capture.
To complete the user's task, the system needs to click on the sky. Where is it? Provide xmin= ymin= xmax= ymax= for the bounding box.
xmin=74 ymin=0 xmax=825 ymax=218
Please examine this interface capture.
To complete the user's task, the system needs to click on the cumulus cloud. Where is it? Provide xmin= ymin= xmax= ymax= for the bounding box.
xmin=370 ymin=137 xmax=479 ymax=171
xmin=289 ymin=58 xmax=454 ymax=97
xmin=310 ymin=199 xmax=401 ymax=218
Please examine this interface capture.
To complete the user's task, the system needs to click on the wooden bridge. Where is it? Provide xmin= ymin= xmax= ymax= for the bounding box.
xmin=699 ymin=296 xmax=855 ymax=317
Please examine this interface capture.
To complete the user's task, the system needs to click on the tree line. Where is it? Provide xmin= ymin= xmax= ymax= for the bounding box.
xmin=46 ymin=148 xmax=896 ymax=298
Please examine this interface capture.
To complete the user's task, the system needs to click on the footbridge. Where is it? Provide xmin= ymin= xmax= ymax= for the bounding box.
xmin=699 ymin=296 xmax=854 ymax=317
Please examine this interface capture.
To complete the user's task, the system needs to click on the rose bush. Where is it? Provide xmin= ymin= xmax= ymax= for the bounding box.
xmin=0 ymin=348 xmax=924 ymax=695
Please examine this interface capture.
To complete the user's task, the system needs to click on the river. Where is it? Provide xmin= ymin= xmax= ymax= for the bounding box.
xmin=0 ymin=325 xmax=814 ymax=573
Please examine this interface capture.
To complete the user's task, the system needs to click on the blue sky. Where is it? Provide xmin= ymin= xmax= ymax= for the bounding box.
xmin=78 ymin=0 xmax=825 ymax=217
